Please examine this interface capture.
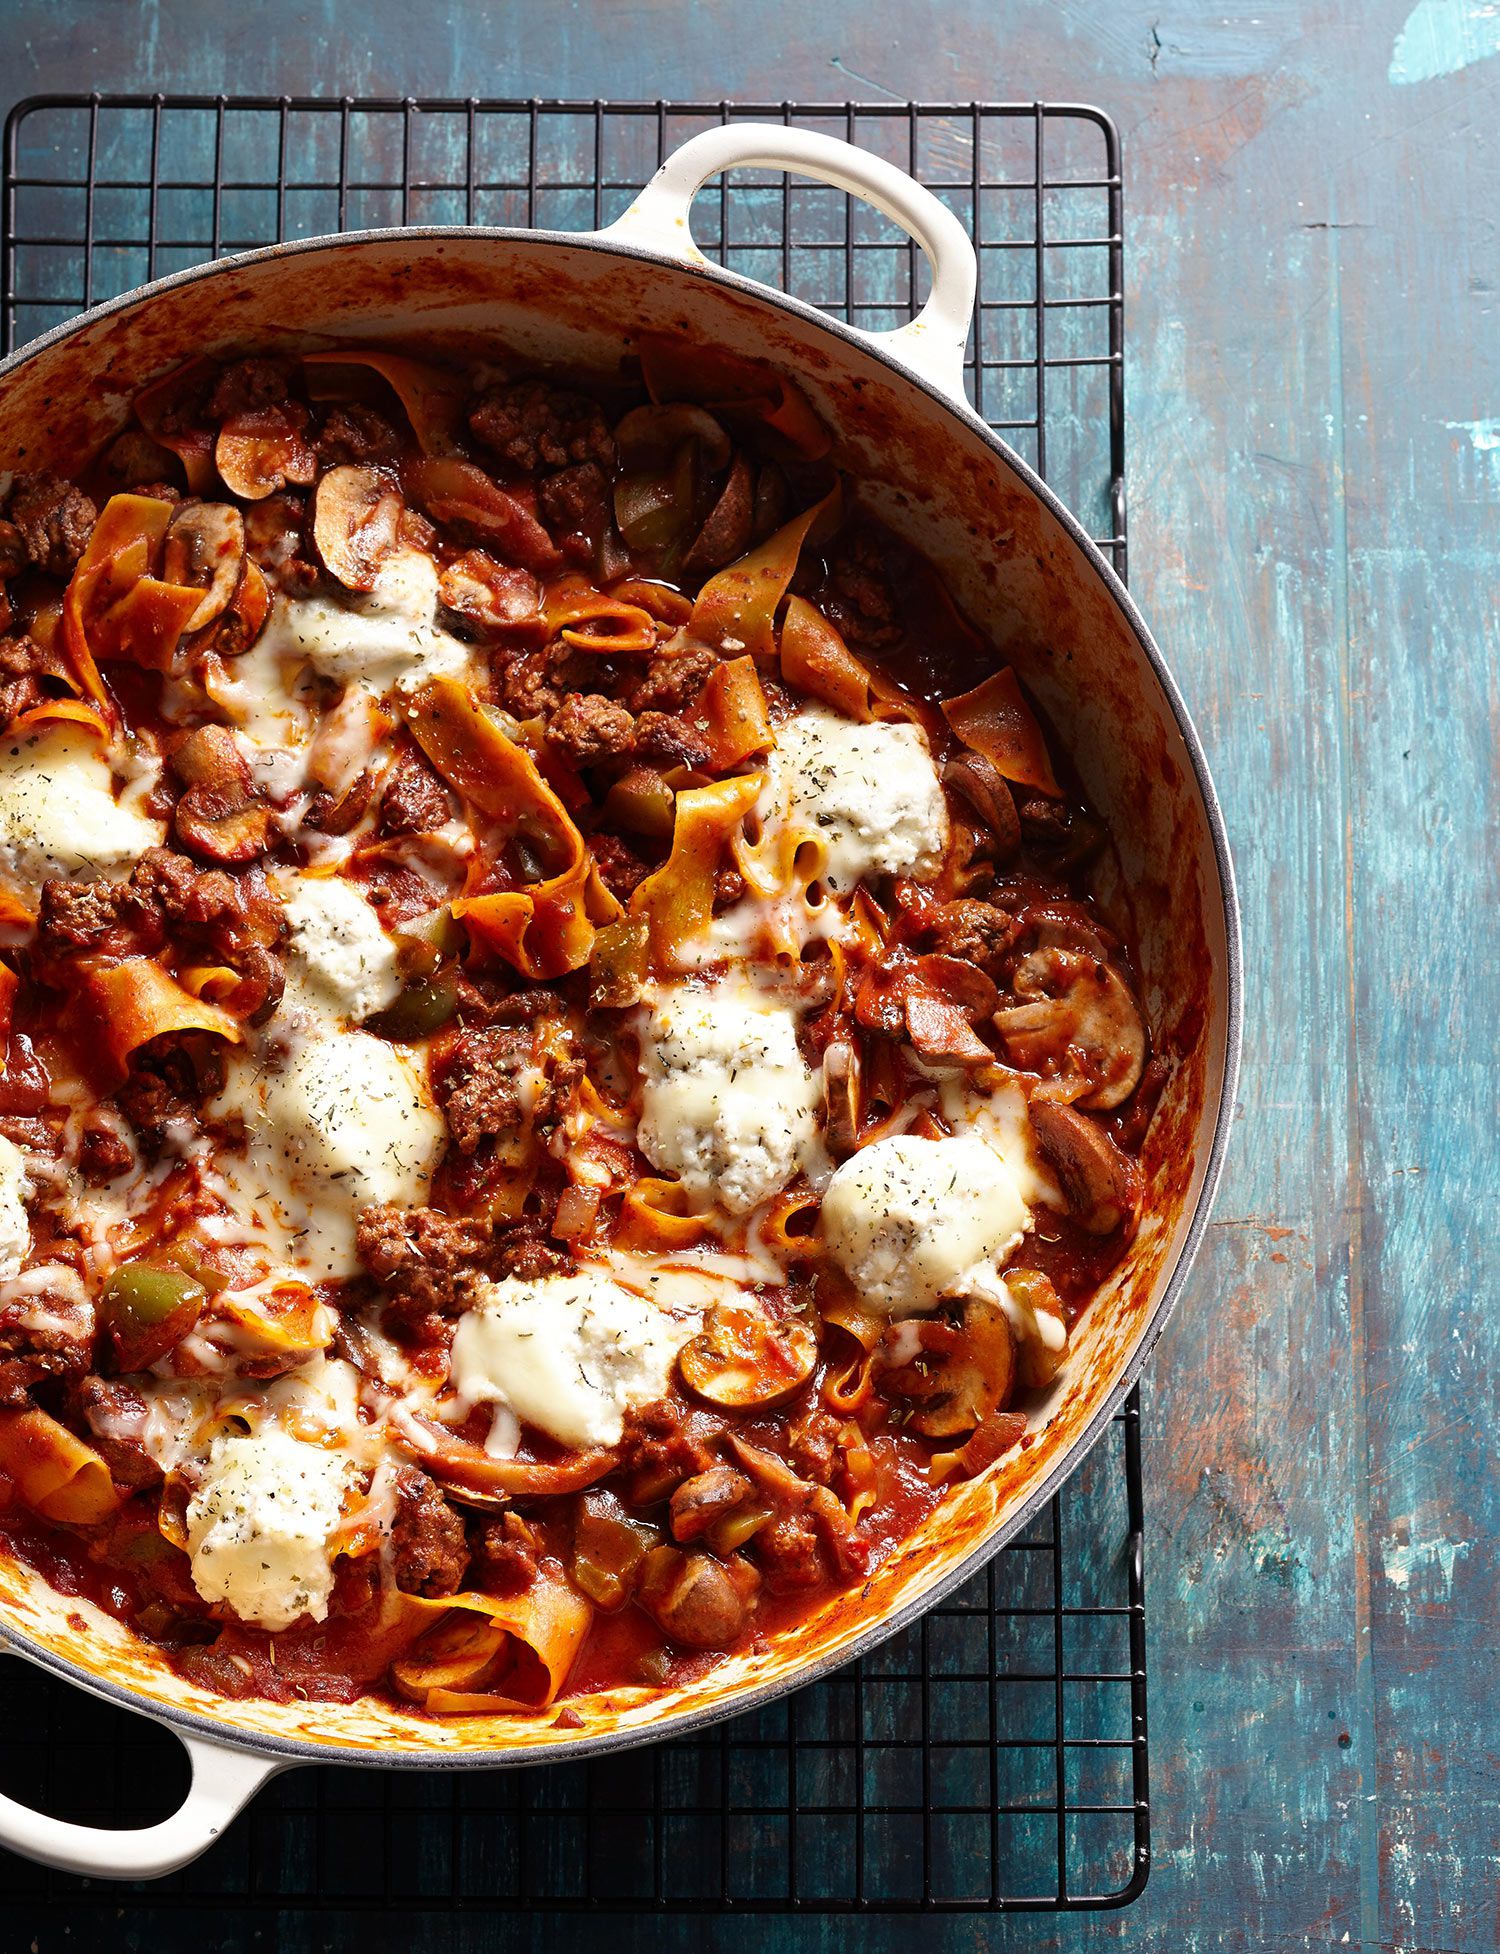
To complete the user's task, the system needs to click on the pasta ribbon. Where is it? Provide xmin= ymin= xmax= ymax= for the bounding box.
xmin=638 ymin=337 xmax=832 ymax=458
xmin=302 ymin=349 xmax=467 ymax=455
xmin=207 ymin=1284 xmax=333 ymax=1365
xmin=0 ymin=1407 xmax=120 ymax=1524
xmin=391 ymin=1409 xmax=617 ymax=1499
xmin=389 ymin=1573 xmax=593 ymax=1714
xmin=630 ymin=772 xmax=764 ymax=969
xmin=699 ymin=655 xmax=774 ymax=770
xmin=547 ymin=576 xmax=659 ymax=654
xmin=616 ymin=1177 xmax=714 ymax=1251
xmin=942 ymin=668 xmax=1061 ymax=796
xmin=132 ymin=356 xmax=218 ymax=493
xmin=62 ymin=494 xmax=205 ymax=699
xmin=688 ymin=487 xmax=840 ymax=659
xmin=779 ymin=596 xmax=914 ymax=726
xmin=66 ymin=957 xmax=244 ymax=1085
xmin=408 ymin=676 xmax=622 ymax=979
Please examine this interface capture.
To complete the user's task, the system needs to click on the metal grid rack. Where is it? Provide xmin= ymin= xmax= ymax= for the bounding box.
xmin=0 ymin=95 xmax=1147 ymax=1917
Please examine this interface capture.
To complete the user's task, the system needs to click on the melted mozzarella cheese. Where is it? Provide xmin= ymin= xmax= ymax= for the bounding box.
xmin=283 ymin=874 xmax=402 ymax=1023
xmin=210 ymin=1026 xmax=446 ymax=1280
xmin=760 ymin=706 xmax=948 ymax=892
xmin=0 ymin=1135 xmax=29 ymax=1280
xmin=185 ymin=1426 xmax=356 ymax=1629
xmin=270 ymin=549 xmax=473 ymax=694
xmin=637 ymin=981 xmax=819 ymax=1215
xmin=0 ymin=724 xmax=162 ymax=900
xmin=450 ymin=1266 xmax=698 ymax=1450
xmin=820 ymin=1132 xmax=1031 ymax=1317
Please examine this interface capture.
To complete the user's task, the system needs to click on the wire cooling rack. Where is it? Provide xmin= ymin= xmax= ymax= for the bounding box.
xmin=0 ymin=96 xmax=1147 ymax=1919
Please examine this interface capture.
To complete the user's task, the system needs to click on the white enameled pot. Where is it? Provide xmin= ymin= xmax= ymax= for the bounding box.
xmin=0 ymin=124 xmax=1240 ymax=1878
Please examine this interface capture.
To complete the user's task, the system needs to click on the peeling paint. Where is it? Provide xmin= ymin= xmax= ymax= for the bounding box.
xmin=1380 ymin=1531 xmax=1473 ymax=1592
xmin=1389 ymin=0 xmax=1500 ymax=83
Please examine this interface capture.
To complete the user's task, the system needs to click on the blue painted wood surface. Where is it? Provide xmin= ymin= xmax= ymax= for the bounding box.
xmin=1 ymin=2 xmax=1495 ymax=1948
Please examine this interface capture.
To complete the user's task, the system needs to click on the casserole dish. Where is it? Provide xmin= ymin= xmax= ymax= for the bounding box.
xmin=0 ymin=123 xmax=1239 ymax=1877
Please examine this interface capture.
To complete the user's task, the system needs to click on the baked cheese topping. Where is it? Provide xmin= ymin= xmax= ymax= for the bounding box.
xmin=450 ymin=1266 xmax=699 ymax=1450
xmin=760 ymin=706 xmax=948 ymax=892
xmin=282 ymin=873 xmax=403 ymax=1024
xmin=819 ymin=1132 xmax=1031 ymax=1317
xmin=211 ymin=1025 xmax=446 ymax=1280
xmin=270 ymin=548 xmax=473 ymax=694
xmin=637 ymin=981 xmax=820 ymax=1215
xmin=0 ymin=1135 xmax=29 ymax=1281
xmin=0 ymin=723 xmax=162 ymax=900
xmin=185 ymin=1426 xmax=356 ymax=1629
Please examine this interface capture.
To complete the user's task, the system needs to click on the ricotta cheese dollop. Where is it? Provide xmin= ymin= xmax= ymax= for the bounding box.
xmin=762 ymin=706 xmax=948 ymax=892
xmin=0 ymin=723 xmax=162 ymax=901
xmin=283 ymin=874 xmax=403 ymax=1023
xmin=211 ymin=1029 xmax=447 ymax=1280
xmin=450 ymin=1266 xmax=698 ymax=1450
xmin=271 ymin=548 xmax=473 ymax=695
xmin=820 ymin=1132 xmax=1030 ymax=1317
xmin=637 ymin=981 xmax=820 ymax=1214
xmin=185 ymin=1426 xmax=356 ymax=1629
xmin=0 ymin=1134 xmax=29 ymax=1280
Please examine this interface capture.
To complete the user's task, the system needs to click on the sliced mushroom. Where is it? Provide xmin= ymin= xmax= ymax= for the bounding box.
xmin=215 ymin=406 xmax=317 ymax=501
xmin=916 ymin=953 xmax=1001 ymax=1022
xmin=668 ymin=1466 xmax=752 ymax=1543
xmin=405 ymin=457 xmax=560 ymax=573
xmin=679 ymin=1300 xmax=818 ymax=1411
xmin=1028 ymin=1101 xmax=1141 ymax=1237
xmin=880 ymin=1296 xmax=1016 ymax=1439
xmin=681 ymin=452 xmax=754 ymax=578
xmin=942 ymin=751 xmax=1020 ymax=862
xmin=169 ymin=724 xmax=276 ymax=865
xmin=992 ymin=945 xmax=1146 ymax=1109
xmin=637 ymin=1544 xmax=760 ymax=1650
xmin=161 ymin=500 xmax=247 ymax=633
xmin=822 ymin=1039 xmax=861 ymax=1158
xmin=903 ymin=987 xmax=994 ymax=1067
xmin=436 ymin=548 xmax=543 ymax=630
xmin=725 ymin=1433 xmax=815 ymax=1507
xmin=312 ymin=464 xmax=403 ymax=592
xmin=207 ymin=558 xmax=270 ymax=656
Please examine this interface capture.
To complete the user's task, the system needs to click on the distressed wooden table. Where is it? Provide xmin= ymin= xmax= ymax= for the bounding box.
xmin=1 ymin=2 xmax=1494 ymax=1949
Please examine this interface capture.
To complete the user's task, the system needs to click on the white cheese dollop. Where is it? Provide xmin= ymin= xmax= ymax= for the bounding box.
xmin=820 ymin=1132 xmax=1030 ymax=1317
xmin=0 ymin=723 xmax=162 ymax=901
xmin=211 ymin=1028 xmax=446 ymax=1280
xmin=283 ymin=874 xmax=402 ymax=1023
xmin=450 ymin=1266 xmax=698 ymax=1450
xmin=0 ymin=1135 xmax=29 ymax=1280
xmin=185 ymin=1426 xmax=355 ymax=1629
xmin=271 ymin=548 xmax=472 ymax=694
xmin=762 ymin=706 xmax=948 ymax=892
xmin=637 ymin=981 xmax=819 ymax=1215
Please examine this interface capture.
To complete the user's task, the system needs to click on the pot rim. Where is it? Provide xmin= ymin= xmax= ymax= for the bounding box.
xmin=0 ymin=222 xmax=1242 ymax=1769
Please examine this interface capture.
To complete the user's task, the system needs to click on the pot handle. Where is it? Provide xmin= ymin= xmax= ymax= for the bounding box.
xmin=0 ymin=1719 xmax=280 ymax=1879
xmin=597 ymin=123 xmax=977 ymax=406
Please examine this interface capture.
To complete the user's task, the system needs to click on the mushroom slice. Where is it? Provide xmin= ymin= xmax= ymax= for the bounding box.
xmin=203 ymin=558 xmax=271 ymax=657
xmin=942 ymin=751 xmax=1020 ymax=862
xmin=161 ymin=500 xmax=247 ymax=633
xmin=1028 ymin=1101 xmax=1141 ymax=1238
xmin=668 ymin=1466 xmax=752 ymax=1544
xmin=822 ymin=1039 xmax=861 ymax=1158
xmin=312 ymin=463 xmax=403 ymax=592
xmin=437 ymin=548 xmax=542 ymax=631
xmin=215 ymin=406 xmax=317 ymax=501
xmin=679 ymin=1300 xmax=817 ymax=1411
xmin=903 ymin=987 xmax=994 ymax=1067
xmin=638 ymin=1544 xmax=760 ymax=1650
xmin=681 ymin=452 xmax=754 ymax=578
xmin=881 ymin=1296 xmax=1016 ymax=1439
xmin=405 ymin=457 xmax=560 ymax=573
xmin=992 ymin=946 xmax=1146 ymax=1109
